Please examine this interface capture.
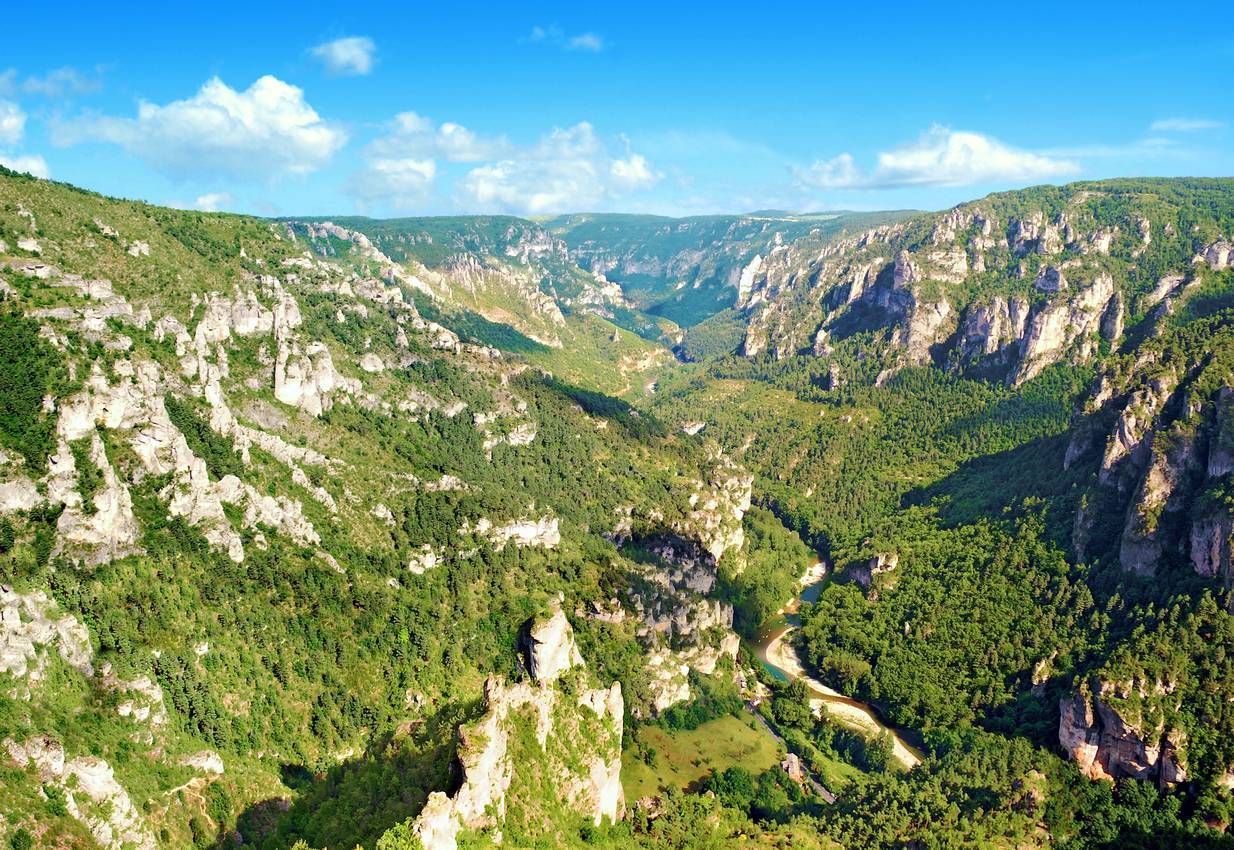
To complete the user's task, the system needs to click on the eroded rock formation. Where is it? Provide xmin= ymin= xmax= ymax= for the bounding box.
xmin=413 ymin=610 xmax=623 ymax=850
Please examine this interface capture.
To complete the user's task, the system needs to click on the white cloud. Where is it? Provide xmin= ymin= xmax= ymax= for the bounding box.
xmin=348 ymin=112 xmax=505 ymax=210
xmin=310 ymin=36 xmax=376 ymax=76
xmin=0 ymin=67 xmax=102 ymax=98
xmin=800 ymin=153 xmax=858 ymax=189
xmin=374 ymin=112 xmax=509 ymax=162
xmin=350 ymin=111 xmax=657 ymax=213
xmin=349 ymin=156 xmax=437 ymax=209
xmin=1150 ymin=117 xmax=1224 ymax=132
xmin=0 ymin=154 xmax=50 ymax=179
xmin=799 ymin=126 xmax=1079 ymax=190
xmin=0 ymin=100 xmax=25 ymax=145
xmin=610 ymin=152 xmax=657 ymax=190
xmin=194 ymin=192 xmax=233 ymax=212
xmin=566 ymin=33 xmax=605 ymax=52
xmin=525 ymin=25 xmax=606 ymax=52
xmin=53 ymin=75 xmax=346 ymax=180
xmin=457 ymin=122 xmax=660 ymax=214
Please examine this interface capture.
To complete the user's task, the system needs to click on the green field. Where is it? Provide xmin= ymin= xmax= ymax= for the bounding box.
xmin=621 ymin=714 xmax=781 ymax=801
xmin=811 ymin=750 xmax=864 ymax=790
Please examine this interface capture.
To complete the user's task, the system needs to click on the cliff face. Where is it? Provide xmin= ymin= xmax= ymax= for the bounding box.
xmin=548 ymin=211 xmax=911 ymax=329
xmin=1056 ymin=301 xmax=1234 ymax=785
xmin=1058 ymin=681 xmax=1187 ymax=788
xmin=1063 ymin=318 xmax=1234 ymax=581
xmin=733 ymin=180 xmax=1233 ymax=389
xmin=617 ymin=445 xmax=752 ymax=713
xmin=522 ymin=601 xmax=585 ymax=684
xmin=413 ymin=609 xmax=624 ymax=850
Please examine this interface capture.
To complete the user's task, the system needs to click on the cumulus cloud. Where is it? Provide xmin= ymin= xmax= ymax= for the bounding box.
xmin=526 ymin=25 xmax=606 ymax=52
xmin=0 ymin=100 xmax=25 ymax=145
xmin=0 ymin=154 xmax=50 ymax=179
xmin=799 ymin=126 xmax=1078 ymax=190
xmin=349 ymin=114 xmax=657 ymax=213
xmin=610 ymin=152 xmax=657 ymax=190
xmin=348 ymin=112 xmax=505 ymax=209
xmin=349 ymin=156 xmax=437 ymax=209
xmin=457 ymin=122 xmax=659 ymax=214
xmin=310 ymin=36 xmax=376 ymax=76
xmin=194 ymin=192 xmax=233 ymax=211
xmin=370 ymin=112 xmax=509 ymax=162
xmin=52 ymin=75 xmax=346 ymax=180
xmin=1150 ymin=117 xmax=1224 ymax=132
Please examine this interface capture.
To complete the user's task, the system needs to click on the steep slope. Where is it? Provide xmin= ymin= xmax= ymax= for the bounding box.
xmin=547 ymin=211 xmax=914 ymax=329
xmin=6 ymin=168 xmax=1234 ymax=850
xmin=283 ymin=216 xmax=678 ymax=397
xmin=1053 ymin=273 xmax=1234 ymax=788
xmin=643 ymin=178 xmax=1234 ymax=827
xmin=0 ymin=168 xmax=776 ymax=848
xmin=734 ymin=178 xmax=1234 ymax=385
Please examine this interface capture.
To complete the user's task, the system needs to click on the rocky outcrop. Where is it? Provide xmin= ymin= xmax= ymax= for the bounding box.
xmin=1118 ymin=427 xmax=1202 ymax=576
xmin=727 ymin=188 xmax=1225 ymax=388
xmin=849 ymin=552 xmax=899 ymax=590
xmin=626 ymin=551 xmax=740 ymax=714
xmin=1188 ymin=388 xmax=1234 ymax=585
xmin=1013 ymin=273 xmax=1117 ymax=385
xmin=674 ymin=447 xmax=753 ymax=563
xmin=521 ymin=602 xmax=584 ymax=684
xmin=1066 ymin=339 xmax=1234 ymax=582
xmin=4 ymin=735 xmax=157 ymax=849
xmin=1059 ymin=681 xmax=1186 ymax=788
xmin=1198 ymin=240 xmax=1233 ymax=270
xmin=899 ymin=297 xmax=953 ymax=365
xmin=274 ymin=338 xmax=356 ymax=416
xmin=0 ymin=586 xmax=94 ymax=681
xmin=413 ymin=621 xmax=623 ymax=850
xmin=0 ymin=475 xmax=40 ymax=512
xmin=644 ymin=647 xmax=693 ymax=713
xmin=461 ymin=515 xmax=560 ymax=550
xmin=736 ymin=254 xmax=764 ymax=307
xmin=179 ymin=749 xmax=226 ymax=774
xmin=613 ymin=447 xmax=751 ymax=713
xmin=50 ymin=431 xmax=143 ymax=566
xmin=955 ymin=295 xmax=1031 ymax=372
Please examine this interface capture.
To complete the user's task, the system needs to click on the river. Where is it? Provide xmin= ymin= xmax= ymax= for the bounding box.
xmin=752 ymin=559 xmax=923 ymax=770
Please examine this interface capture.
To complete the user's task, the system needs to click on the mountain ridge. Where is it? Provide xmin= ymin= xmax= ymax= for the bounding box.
xmin=4 ymin=168 xmax=1234 ymax=849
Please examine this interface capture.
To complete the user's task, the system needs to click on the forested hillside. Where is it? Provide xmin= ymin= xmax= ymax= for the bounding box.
xmin=4 ymin=171 xmax=1234 ymax=850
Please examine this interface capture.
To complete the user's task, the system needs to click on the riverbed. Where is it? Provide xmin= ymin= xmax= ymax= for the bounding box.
xmin=752 ymin=559 xmax=923 ymax=770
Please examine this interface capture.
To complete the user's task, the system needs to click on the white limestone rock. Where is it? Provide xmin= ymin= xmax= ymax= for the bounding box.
xmin=0 ymin=476 xmax=41 ymax=513
xmin=179 ymin=750 xmax=225 ymax=775
xmin=51 ymin=432 xmax=143 ymax=566
xmin=412 ymin=671 xmax=624 ymax=850
xmin=523 ymin=603 xmax=584 ymax=684
xmin=0 ymin=586 xmax=94 ymax=681
xmin=5 ymin=736 xmax=157 ymax=849
xmin=1013 ymin=273 xmax=1117 ymax=385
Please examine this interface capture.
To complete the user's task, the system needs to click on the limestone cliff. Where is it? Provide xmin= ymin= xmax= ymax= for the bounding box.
xmin=521 ymin=600 xmax=584 ymax=683
xmin=1059 ymin=679 xmax=1187 ymax=788
xmin=1064 ymin=330 xmax=1234 ymax=580
xmin=731 ymin=183 xmax=1234 ymax=390
xmin=413 ymin=609 xmax=623 ymax=850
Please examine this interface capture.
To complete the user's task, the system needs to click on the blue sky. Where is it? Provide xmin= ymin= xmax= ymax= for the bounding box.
xmin=2 ymin=2 xmax=1231 ymax=217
